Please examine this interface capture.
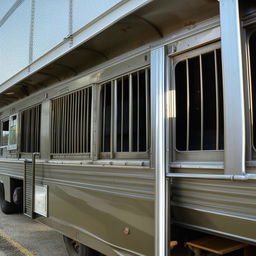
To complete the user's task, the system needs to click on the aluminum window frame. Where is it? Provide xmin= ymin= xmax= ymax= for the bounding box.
xmin=170 ymin=41 xmax=224 ymax=162
xmin=98 ymin=66 xmax=151 ymax=160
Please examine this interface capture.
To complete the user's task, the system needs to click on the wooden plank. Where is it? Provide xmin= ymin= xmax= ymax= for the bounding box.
xmin=186 ymin=236 xmax=248 ymax=255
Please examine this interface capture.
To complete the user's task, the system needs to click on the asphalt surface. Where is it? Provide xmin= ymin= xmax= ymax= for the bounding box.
xmin=0 ymin=210 xmax=67 ymax=256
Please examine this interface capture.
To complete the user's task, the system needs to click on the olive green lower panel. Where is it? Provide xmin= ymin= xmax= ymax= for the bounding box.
xmin=37 ymin=183 xmax=154 ymax=256
xmin=172 ymin=205 xmax=256 ymax=244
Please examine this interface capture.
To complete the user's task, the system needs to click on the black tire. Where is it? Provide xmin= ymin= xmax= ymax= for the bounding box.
xmin=0 ymin=183 xmax=23 ymax=214
xmin=63 ymin=236 xmax=101 ymax=256
xmin=1 ymin=200 xmax=19 ymax=214
xmin=13 ymin=186 xmax=23 ymax=205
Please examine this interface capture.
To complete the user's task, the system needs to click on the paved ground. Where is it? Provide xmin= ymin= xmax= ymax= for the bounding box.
xmin=0 ymin=211 xmax=67 ymax=256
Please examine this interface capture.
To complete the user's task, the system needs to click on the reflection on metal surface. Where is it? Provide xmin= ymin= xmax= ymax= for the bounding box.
xmin=219 ymin=0 xmax=246 ymax=175
xmin=34 ymin=185 xmax=48 ymax=217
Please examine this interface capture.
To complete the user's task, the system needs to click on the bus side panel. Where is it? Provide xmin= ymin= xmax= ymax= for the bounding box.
xmin=37 ymin=163 xmax=155 ymax=256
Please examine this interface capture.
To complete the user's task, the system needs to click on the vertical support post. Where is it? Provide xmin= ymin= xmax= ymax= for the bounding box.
xmin=40 ymin=100 xmax=51 ymax=159
xmin=91 ymin=85 xmax=99 ymax=160
xmin=219 ymin=0 xmax=245 ymax=175
xmin=151 ymin=46 xmax=166 ymax=256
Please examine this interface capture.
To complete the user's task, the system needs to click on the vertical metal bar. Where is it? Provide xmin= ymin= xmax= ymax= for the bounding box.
xmin=86 ymin=88 xmax=90 ymax=152
xmin=35 ymin=106 xmax=38 ymax=152
xmin=113 ymin=80 xmax=117 ymax=153
xmin=80 ymin=90 xmax=84 ymax=153
xmin=57 ymin=99 xmax=60 ymax=153
xmin=214 ymin=50 xmax=219 ymax=150
xmin=60 ymin=97 xmax=65 ymax=154
xmin=55 ymin=100 xmax=58 ymax=153
xmin=186 ymin=59 xmax=190 ymax=151
xmin=24 ymin=111 xmax=27 ymax=152
xmin=31 ymin=108 xmax=35 ymax=153
xmin=28 ymin=108 xmax=31 ymax=152
xmin=26 ymin=110 xmax=28 ymax=152
xmin=73 ymin=93 xmax=76 ymax=153
xmin=91 ymin=86 xmax=98 ymax=159
xmin=110 ymin=81 xmax=115 ymax=158
xmin=79 ymin=91 xmax=83 ymax=153
xmin=59 ymin=98 xmax=62 ymax=153
xmin=121 ymin=77 xmax=124 ymax=152
xmin=51 ymin=102 xmax=54 ymax=153
xmin=219 ymin=0 xmax=245 ymax=174
xmin=69 ymin=94 xmax=73 ymax=154
xmin=83 ymin=89 xmax=87 ymax=153
xmin=70 ymin=94 xmax=74 ymax=153
xmin=67 ymin=95 xmax=70 ymax=154
xmin=102 ymin=85 xmax=106 ymax=152
xmin=74 ymin=92 xmax=78 ymax=153
xmin=63 ymin=96 xmax=67 ymax=153
xmin=89 ymin=87 xmax=92 ymax=153
xmin=137 ymin=72 xmax=140 ymax=152
xmin=34 ymin=107 xmax=37 ymax=152
xmin=23 ymin=160 xmax=26 ymax=213
xmin=53 ymin=101 xmax=57 ymax=154
xmin=151 ymin=46 xmax=166 ymax=256
xmin=145 ymin=68 xmax=149 ymax=151
xmin=200 ymin=55 xmax=204 ymax=150
xmin=77 ymin=91 xmax=81 ymax=153
xmin=129 ymin=74 xmax=133 ymax=152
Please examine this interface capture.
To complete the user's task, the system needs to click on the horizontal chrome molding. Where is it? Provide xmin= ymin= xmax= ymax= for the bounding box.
xmin=170 ymin=162 xmax=224 ymax=169
xmin=167 ymin=173 xmax=256 ymax=180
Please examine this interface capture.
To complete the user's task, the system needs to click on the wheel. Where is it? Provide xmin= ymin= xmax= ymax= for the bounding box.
xmin=1 ymin=200 xmax=19 ymax=214
xmin=63 ymin=235 xmax=101 ymax=256
xmin=13 ymin=186 xmax=23 ymax=205
xmin=0 ymin=183 xmax=22 ymax=214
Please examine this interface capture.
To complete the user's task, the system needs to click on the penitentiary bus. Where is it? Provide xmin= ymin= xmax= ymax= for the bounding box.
xmin=0 ymin=0 xmax=256 ymax=255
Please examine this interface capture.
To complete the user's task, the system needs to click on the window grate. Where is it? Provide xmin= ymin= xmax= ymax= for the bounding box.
xmin=51 ymin=87 xmax=92 ymax=154
xmin=175 ymin=49 xmax=224 ymax=151
xmin=101 ymin=67 xmax=150 ymax=155
xmin=20 ymin=105 xmax=41 ymax=153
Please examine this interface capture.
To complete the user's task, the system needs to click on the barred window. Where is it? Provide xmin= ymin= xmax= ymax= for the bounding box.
xmin=51 ymin=87 xmax=92 ymax=155
xmin=20 ymin=105 xmax=41 ymax=153
xmin=175 ymin=48 xmax=224 ymax=151
xmin=100 ymin=67 xmax=150 ymax=157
